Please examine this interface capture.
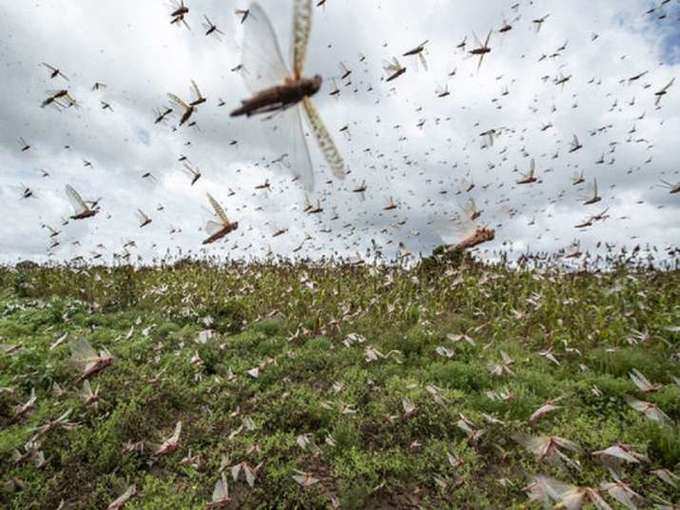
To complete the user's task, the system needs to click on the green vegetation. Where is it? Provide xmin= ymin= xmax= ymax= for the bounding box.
xmin=0 ymin=260 xmax=679 ymax=509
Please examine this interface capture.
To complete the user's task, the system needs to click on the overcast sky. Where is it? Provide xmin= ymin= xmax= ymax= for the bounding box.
xmin=0 ymin=0 xmax=678 ymax=264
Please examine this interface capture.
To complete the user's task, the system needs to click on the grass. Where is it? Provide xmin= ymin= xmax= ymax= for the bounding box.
xmin=0 ymin=257 xmax=679 ymax=509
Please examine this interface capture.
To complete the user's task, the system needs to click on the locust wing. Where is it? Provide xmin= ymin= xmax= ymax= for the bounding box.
xmin=472 ymin=31 xmax=482 ymax=49
xmin=70 ymin=338 xmax=99 ymax=367
xmin=484 ymin=30 xmax=492 ymax=48
xmin=278 ymin=105 xmax=315 ymax=191
xmin=205 ymin=220 xmax=225 ymax=236
xmin=432 ymin=213 xmax=466 ymax=245
xmin=211 ymin=474 xmax=229 ymax=503
xmin=383 ymin=57 xmax=402 ymax=74
xmin=240 ymin=3 xmax=290 ymax=93
xmin=292 ymin=0 xmax=313 ymax=79
xmin=661 ymin=78 xmax=674 ymax=93
xmin=302 ymin=97 xmax=346 ymax=180
xmin=463 ymin=198 xmax=481 ymax=222
xmin=168 ymin=93 xmax=190 ymax=110
xmin=191 ymin=80 xmax=203 ymax=100
xmin=418 ymin=53 xmax=429 ymax=72
xmin=435 ymin=199 xmax=483 ymax=245
xmin=65 ymin=185 xmax=88 ymax=214
xmin=107 ymin=485 xmax=136 ymax=510
xmin=206 ymin=193 xmax=229 ymax=224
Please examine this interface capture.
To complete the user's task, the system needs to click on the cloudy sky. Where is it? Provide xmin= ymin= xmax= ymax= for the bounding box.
xmin=0 ymin=0 xmax=678 ymax=264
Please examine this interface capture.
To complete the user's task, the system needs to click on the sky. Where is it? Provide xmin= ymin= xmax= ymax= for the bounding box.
xmin=0 ymin=0 xmax=679 ymax=265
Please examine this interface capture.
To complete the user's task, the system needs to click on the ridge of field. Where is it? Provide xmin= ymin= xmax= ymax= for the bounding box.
xmin=1 ymin=260 xmax=679 ymax=509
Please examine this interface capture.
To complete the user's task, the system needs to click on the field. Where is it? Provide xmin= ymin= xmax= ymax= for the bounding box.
xmin=1 ymin=257 xmax=679 ymax=509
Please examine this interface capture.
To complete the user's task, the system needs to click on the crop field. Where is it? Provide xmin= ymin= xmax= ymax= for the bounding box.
xmin=1 ymin=258 xmax=679 ymax=509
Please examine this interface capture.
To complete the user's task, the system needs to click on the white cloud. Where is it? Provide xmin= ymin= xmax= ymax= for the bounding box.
xmin=0 ymin=0 xmax=678 ymax=264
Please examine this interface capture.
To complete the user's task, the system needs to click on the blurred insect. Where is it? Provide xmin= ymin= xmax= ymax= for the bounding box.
xmin=499 ymin=17 xmax=513 ymax=33
xmin=600 ymin=478 xmax=644 ymax=510
xmin=469 ymin=30 xmax=492 ymax=71
xmin=517 ymin=158 xmax=538 ymax=184
xmin=592 ymin=443 xmax=648 ymax=468
xmin=183 ymin=162 xmax=202 ymax=185
xmin=654 ymin=77 xmax=674 ymax=106
xmin=20 ymin=183 xmax=34 ymax=199
xmin=170 ymin=0 xmax=188 ymax=17
xmin=255 ymin=178 xmax=271 ymax=191
xmin=70 ymin=338 xmax=112 ymax=381
xmin=168 ymin=81 xmax=204 ymax=125
xmin=292 ymin=470 xmax=320 ymax=487
xmin=65 ymin=185 xmax=98 ymax=220
xmin=230 ymin=0 xmax=346 ymax=191
xmin=41 ymin=89 xmax=77 ymax=109
xmin=625 ymin=395 xmax=671 ymax=425
xmin=18 ymin=137 xmax=31 ymax=151
xmin=338 ymin=61 xmax=352 ymax=80
xmin=436 ymin=83 xmax=450 ymax=98
xmin=628 ymin=368 xmax=661 ymax=392
xmin=627 ymin=70 xmax=648 ymax=83
xmin=479 ymin=127 xmax=500 ymax=147
xmin=437 ymin=199 xmax=495 ymax=252
xmin=464 ymin=198 xmax=483 ymax=221
xmin=170 ymin=0 xmax=190 ymax=28
xmin=202 ymin=15 xmax=224 ymax=39
xmin=231 ymin=461 xmax=261 ymax=487
xmin=328 ymin=78 xmax=340 ymax=96
xmin=188 ymin=80 xmax=206 ymax=105
xmin=402 ymin=40 xmax=429 ymax=71
xmin=154 ymin=421 xmax=182 ymax=456
xmin=659 ymin=179 xmax=680 ymax=194
xmin=572 ymin=170 xmax=585 ymax=185
xmin=528 ymin=397 xmax=562 ymax=425
xmin=532 ymin=14 xmax=551 ymax=33
xmin=514 ymin=434 xmax=581 ymax=470
xmin=456 ymin=413 xmax=485 ymax=443
xmin=582 ymin=179 xmax=601 ymax=205
xmin=235 ymin=8 xmax=250 ymax=24
xmin=206 ymin=474 xmax=230 ymax=508
xmin=555 ymin=72 xmax=571 ymax=89
xmin=106 ymin=485 xmax=136 ymax=510
xmin=568 ymin=134 xmax=583 ymax=153
xmin=351 ymin=180 xmax=367 ymax=195
xmin=527 ymin=476 xmax=609 ymax=510
xmin=203 ymin=193 xmax=238 ymax=245
xmin=80 ymin=380 xmax=100 ymax=408
xmin=43 ymin=224 xmax=61 ymax=238
xmin=41 ymin=62 xmax=69 ymax=81
xmin=459 ymin=174 xmax=475 ymax=193
xmin=136 ymin=209 xmax=152 ymax=228
xmin=13 ymin=388 xmax=37 ymax=420
xmin=489 ymin=350 xmax=514 ymax=377
xmin=652 ymin=468 xmax=679 ymax=488
xmin=383 ymin=197 xmax=398 ymax=211
xmin=154 ymin=106 xmax=173 ymax=124
xmin=305 ymin=197 xmax=323 ymax=214
xmin=29 ymin=409 xmax=77 ymax=441
xmin=383 ymin=57 xmax=406 ymax=82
